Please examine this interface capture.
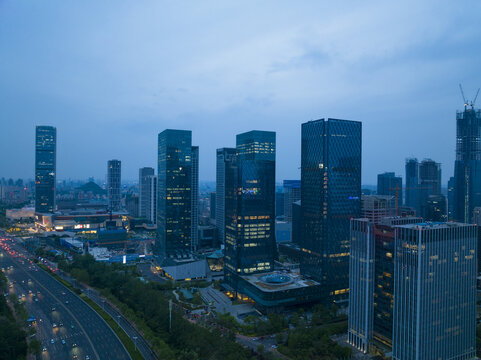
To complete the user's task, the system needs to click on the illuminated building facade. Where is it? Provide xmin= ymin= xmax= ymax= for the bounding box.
xmin=191 ymin=146 xmax=199 ymax=252
xmin=35 ymin=125 xmax=56 ymax=213
xmin=348 ymin=216 xmax=422 ymax=353
xmin=300 ymin=118 xmax=361 ymax=302
xmin=224 ymin=131 xmax=276 ymax=289
xmin=283 ymin=180 xmax=301 ymax=222
xmin=216 ymin=148 xmax=237 ymax=245
xmin=157 ymin=129 xmax=197 ymax=257
xmin=139 ymin=167 xmax=154 ymax=218
xmin=454 ymin=108 xmax=481 ymax=223
xmin=392 ymin=223 xmax=477 ymax=360
xmin=107 ymin=160 xmax=121 ymax=211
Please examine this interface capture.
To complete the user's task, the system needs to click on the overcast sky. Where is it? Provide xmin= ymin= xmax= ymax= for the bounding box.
xmin=1 ymin=1 xmax=480 ymax=185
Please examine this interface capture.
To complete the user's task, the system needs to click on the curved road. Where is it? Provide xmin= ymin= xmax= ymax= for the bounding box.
xmin=1 ymin=234 xmax=131 ymax=360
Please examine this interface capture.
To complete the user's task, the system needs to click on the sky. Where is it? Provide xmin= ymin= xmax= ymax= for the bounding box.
xmin=1 ymin=1 xmax=480 ymax=185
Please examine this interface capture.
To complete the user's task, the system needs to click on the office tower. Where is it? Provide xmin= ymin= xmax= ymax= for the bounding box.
xmin=348 ymin=219 xmax=374 ymax=353
xmin=35 ymin=125 xmax=56 ymax=213
xmin=419 ymin=158 xmax=441 ymax=195
xmin=147 ymin=175 xmax=157 ymax=224
xmin=157 ymin=129 xmax=196 ymax=257
xmin=423 ymin=194 xmax=447 ymax=222
xmin=275 ymin=191 xmax=285 ymax=218
xmin=139 ymin=167 xmax=155 ymax=218
xmin=125 ymin=193 xmax=139 ymax=217
xmin=291 ymin=200 xmax=301 ymax=245
xmin=224 ymin=131 xmax=276 ymax=288
xmin=107 ymin=160 xmax=121 ymax=211
xmin=191 ymin=146 xmax=199 ymax=252
xmin=301 ymin=118 xmax=361 ymax=301
xmin=448 ymin=176 xmax=455 ymax=220
xmin=361 ymin=195 xmax=395 ymax=224
xmin=405 ymin=158 xmax=419 ymax=211
xmin=283 ymin=180 xmax=301 ymax=222
xmin=348 ymin=216 xmax=425 ymax=353
xmin=377 ymin=172 xmax=402 ymax=205
xmin=216 ymin=148 xmax=237 ymax=245
xmin=392 ymin=223 xmax=477 ymax=359
xmin=454 ymin=106 xmax=481 ymax=222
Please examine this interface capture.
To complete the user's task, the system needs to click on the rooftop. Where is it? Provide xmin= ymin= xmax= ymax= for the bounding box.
xmin=242 ymin=271 xmax=319 ymax=293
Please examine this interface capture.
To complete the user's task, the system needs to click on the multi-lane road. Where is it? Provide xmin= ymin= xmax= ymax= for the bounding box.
xmin=0 ymin=232 xmax=131 ymax=360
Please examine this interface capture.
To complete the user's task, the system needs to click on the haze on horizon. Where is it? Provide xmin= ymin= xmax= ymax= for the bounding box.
xmin=1 ymin=1 xmax=480 ymax=185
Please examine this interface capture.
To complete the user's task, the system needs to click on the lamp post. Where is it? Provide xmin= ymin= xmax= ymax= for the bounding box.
xmin=133 ymin=336 xmax=138 ymax=352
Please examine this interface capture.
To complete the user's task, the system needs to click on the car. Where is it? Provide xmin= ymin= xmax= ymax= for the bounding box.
xmin=51 ymin=307 xmax=56 ymax=311
xmin=59 ymin=322 xmax=63 ymax=327
xmin=42 ymin=347 xmax=47 ymax=352
xmin=50 ymin=339 xmax=54 ymax=344
xmin=52 ymin=323 xmax=57 ymax=328
xmin=271 ymin=345 xmax=277 ymax=350
xmin=34 ymin=298 xmax=38 ymax=302
xmin=72 ymin=343 xmax=78 ymax=348
xmin=252 ymin=337 xmax=258 ymax=341
xmin=85 ymin=356 xmax=90 ymax=360
xmin=65 ymin=300 xmax=69 ymax=304
xmin=62 ymin=339 xmax=66 ymax=345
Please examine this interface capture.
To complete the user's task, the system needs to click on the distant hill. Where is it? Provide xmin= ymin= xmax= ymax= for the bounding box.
xmin=76 ymin=181 xmax=106 ymax=195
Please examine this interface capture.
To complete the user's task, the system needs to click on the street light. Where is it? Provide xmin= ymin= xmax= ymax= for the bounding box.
xmin=133 ymin=336 xmax=138 ymax=352
xmin=101 ymin=299 xmax=105 ymax=311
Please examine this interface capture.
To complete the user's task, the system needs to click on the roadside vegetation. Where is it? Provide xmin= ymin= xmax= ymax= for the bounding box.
xmin=0 ymin=271 xmax=41 ymax=359
xmin=58 ymin=253 xmax=256 ymax=360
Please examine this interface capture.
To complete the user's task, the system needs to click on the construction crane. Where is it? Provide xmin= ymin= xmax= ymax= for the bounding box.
xmin=459 ymin=84 xmax=480 ymax=109
xmin=388 ymin=185 xmax=433 ymax=216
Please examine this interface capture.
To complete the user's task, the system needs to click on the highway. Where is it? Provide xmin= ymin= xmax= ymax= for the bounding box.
xmin=0 ymin=233 xmax=131 ymax=360
xmin=59 ymin=271 xmax=157 ymax=360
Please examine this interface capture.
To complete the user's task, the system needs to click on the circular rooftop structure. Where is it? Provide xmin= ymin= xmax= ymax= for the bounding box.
xmin=259 ymin=274 xmax=293 ymax=286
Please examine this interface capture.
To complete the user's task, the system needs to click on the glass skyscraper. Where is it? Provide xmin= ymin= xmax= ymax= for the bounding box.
xmin=392 ymin=223 xmax=477 ymax=360
xmin=377 ymin=172 xmax=402 ymax=205
xmin=157 ymin=129 xmax=197 ymax=258
xmin=405 ymin=158 xmax=420 ymax=212
xmin=107 ymin=160 xmax=121 ymax=211
xmin=224 ymin=131 xmax=276 ymax=289
xmin=300 ymin=118 xmax=361 ymax=301
xmin=35 ymin=125 xmax=56 ymax=213
xmin=191 ymin=146 xmax=199 ymax=252
xmin=139 ymin=167 xmax=154 ymax=218
xmin=216 ymin=147 xmax=237 ymax=245
xmin=453 ymin=107 xmax=481 ymax=223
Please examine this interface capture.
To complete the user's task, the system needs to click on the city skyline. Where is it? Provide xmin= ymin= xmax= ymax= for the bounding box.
xmin=1 ymin=2 xmax=481 ymax=183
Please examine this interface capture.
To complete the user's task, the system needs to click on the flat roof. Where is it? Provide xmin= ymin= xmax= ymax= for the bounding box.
xmin=241 ymin=271 xmax=320 ymax=293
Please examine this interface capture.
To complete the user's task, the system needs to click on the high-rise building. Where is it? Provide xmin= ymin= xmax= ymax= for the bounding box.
xmin=405 ymin=158 xmax=419 ymax=211
xmin=283 ymin=180 xmax=301 ymax=222
xmin=423 ymin=194 xmax=447 ymax=222
xmin=147 ymin=175 xmax=157 ymax=225
xmin=157 ymin=130 xmax=196 ymax=257
xmin=291 ymin=200 xmax=301 ymax=245
xmin=448 ymin=176 xmax=455 ymax=220
xmin=361 ymin=195 xmax=395 ymax=224
xmin=392 ymin=223 xmax=477 ymax=359
xmin=191 ymin=146 xmax=199 ymax=252
xmin=35 ymin=126 xmax=56 ymax=213
xmin=275 ymin=191 xmax=285 ymax=219
xmin=224 ymin=131 xmax=276 ymax=288
xmin=377 ymin=172 xmax=402 ymax=205
xmin=216 ymin=148 xmax=237 ymax=245
xmin=348 ymin=219 xmax=374 ymax=353
xmin=454 ymin=107 xmax=481 ymax=223
xmin=300 ymin=118 xmax=361 ymax=301
xmin=107 ymin=160 xmax=121 ymax=211
xmin=139 ymin=167 xmax=154 ymax=218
